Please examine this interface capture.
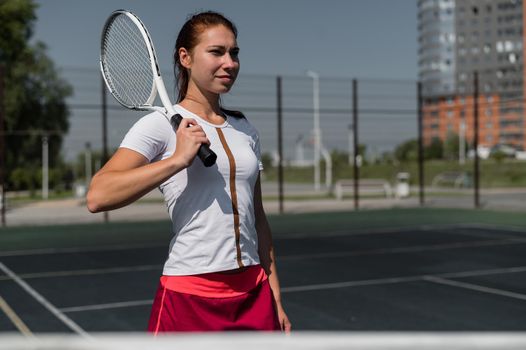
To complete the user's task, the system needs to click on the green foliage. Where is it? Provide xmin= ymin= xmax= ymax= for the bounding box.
xmin=490 ymin=150 xmax=506 ymax=163
xmin=443 ymin=131 xmax=459 ymax=160
xmin=0 ymin=0 xmax=73 ymax=191
xmin=261 ymin=152 xmax=273 ymax=170
xmin=425 ymin=138 xmax=443 ymax=160
xmin=394 ymin=139 xmax=418 ymax=162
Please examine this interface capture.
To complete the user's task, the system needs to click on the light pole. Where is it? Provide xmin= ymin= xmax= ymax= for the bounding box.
xmin=459 ymin=118 xmax=466 ymax=165
xmin=85 ymin=142 xmax=92 ymax=190
xmin=42 ymin=135 xmax=49 ymax=199
xmin=307 ymin=70 xmax=321 ymax=191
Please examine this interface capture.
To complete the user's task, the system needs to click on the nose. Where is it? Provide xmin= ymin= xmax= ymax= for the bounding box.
xmin=223 ymin=53 xmax=238 ymax=69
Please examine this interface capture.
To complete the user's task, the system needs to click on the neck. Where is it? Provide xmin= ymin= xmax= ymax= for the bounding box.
xmin=179 ymin=85 xmax=224 ymax=121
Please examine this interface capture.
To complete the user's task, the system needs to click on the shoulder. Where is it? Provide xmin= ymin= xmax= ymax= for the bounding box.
xmin=132 ymin=111 xmax=170 ymax=129
xmin=221 ymin=107 xmax=245 ymax=120
xmin=120 ymin=111 xmax=173 ymax=161
xmin=231 ymin=113 xmax=259 ymax=138
xmin=127 ymin=111 xmax=172 ymax=139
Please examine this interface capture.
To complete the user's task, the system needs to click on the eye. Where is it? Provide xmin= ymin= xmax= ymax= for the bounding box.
xmin=210 ymin=49 xmax=222 ymax=56
xmin=230 ymin=49 xmax=240 ymax=59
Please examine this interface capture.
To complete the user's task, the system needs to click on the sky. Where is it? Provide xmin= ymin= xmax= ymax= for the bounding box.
xmin=33 ymin=0 xmax=418 ymax=79
xmin=31 ymin=0 xmax=420 ymax=161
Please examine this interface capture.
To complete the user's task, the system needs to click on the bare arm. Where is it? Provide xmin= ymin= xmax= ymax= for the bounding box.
xmin=254 ymin=174 xmax=292 ymax=333
xmin=86 ymin=118 xmax=208 ymax=213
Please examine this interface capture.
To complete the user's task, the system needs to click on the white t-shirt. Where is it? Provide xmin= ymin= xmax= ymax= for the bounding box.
xmin=120 ymin=105 xmax=263 ymax=275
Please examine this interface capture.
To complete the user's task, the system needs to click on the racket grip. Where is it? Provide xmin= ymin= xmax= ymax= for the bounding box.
xmin=170 ymin=114 xmax=217 ymax=167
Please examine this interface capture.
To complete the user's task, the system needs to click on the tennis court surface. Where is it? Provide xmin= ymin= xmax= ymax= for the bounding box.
xmin=1 ymin=207 xmax=526 ymax=337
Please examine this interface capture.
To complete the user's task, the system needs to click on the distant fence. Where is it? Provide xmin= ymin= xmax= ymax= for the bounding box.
xmin=1 ymin=67 xmax=525 ymax=225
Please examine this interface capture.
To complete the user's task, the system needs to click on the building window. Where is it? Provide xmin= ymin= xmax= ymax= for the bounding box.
xmin=484 ymin=44 xmax=491 ymax=53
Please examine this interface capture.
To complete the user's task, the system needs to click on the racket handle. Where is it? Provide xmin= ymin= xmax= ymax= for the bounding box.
xmin=170 ymin=114 xmax=217 ymax=167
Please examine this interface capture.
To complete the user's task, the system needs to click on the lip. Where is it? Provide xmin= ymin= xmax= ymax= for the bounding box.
xmin=216 ymin=75 xmax=234 ymax=82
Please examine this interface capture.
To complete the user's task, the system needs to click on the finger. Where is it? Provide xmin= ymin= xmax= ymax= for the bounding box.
xmin=179 ymin=118 xmax=198 ymax=128
xmin=191 ymin=136 xmax=210 ymax=146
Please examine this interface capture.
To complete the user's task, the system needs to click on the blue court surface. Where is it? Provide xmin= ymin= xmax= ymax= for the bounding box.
xmin=1 ymin=208 xmax=526 ymax=336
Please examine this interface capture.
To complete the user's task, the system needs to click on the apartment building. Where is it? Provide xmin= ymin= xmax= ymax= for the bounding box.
xmin=418 ymin=0 xmax=524 ymax=150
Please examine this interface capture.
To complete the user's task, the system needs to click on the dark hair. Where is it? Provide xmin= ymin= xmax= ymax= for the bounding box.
xmin=174 ymin=11 xmax=244 ymax=118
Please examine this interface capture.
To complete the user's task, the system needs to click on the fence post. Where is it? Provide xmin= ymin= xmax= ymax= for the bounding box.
xmin=0 ymin=64 xmax=5 ymax=226
xmin=417 ymin=81 xmax=425 ymax=206
xmin=42 ymin=135 xmax=49 ymax=200
xmin=276 ymin=76 xmax=284 ymax=214
xmin=101 ymin=75 xmax=109 ymax=222
xmin=352 ymin=79 xmax=359 ymax=210
xmin=473 ymin=71 xmax=480 ymax=208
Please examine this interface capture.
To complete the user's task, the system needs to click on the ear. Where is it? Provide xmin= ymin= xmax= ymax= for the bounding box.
xmin=179 ymin=48 xmax=192 ymax=69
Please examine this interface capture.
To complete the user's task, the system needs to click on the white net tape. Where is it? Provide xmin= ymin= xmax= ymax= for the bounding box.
xmin=101 ymin=13 xmax=155 ymax=108
xmin=2 ymin=332 xmax=526 ymax=350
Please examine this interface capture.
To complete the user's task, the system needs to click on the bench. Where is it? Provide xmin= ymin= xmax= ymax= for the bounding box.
xmin=431 ymin=171 xmax=471 ymax=188
xmin=333 ymin=179 xmax=393 ymax=200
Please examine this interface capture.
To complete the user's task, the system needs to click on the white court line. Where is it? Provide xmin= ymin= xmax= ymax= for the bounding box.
xmin=1 ymin=223 xmax=523 ymax=258
xmin=0 ymin=242 xmax=165 ymax=257
xmin=0 ymin=264 xmax=162 ymax=281
xmin=57 ymin=265 xmax=526 ymax=312
xmin=0 ymin=262 xmax=91 ymax=338
xmin=273 ymin=223 xmax=476 ymax=240
xmin=457 ymin=222 xmax=526 ymax=235
xmin=60 ymin=300 xmax=153 ymax=313
xmin=276 ymin=222 xmax=526 ymax=240
xmin=423 ymin=276 xmax=526 ymax=302
xmin=0 ymin=295 xmax=34 ymax=337
xmin=281 ymin=265 xmax=526 ymax=294
xmin=447 ymin=228 xmax=524 ymax=240
xmin=2 ymin=239 xmax=524 ymax=283
xmin=438 ymin=266 xmax=526 ymax=279
xmin=281 ymin=275 xmax=424 ymax=293
xmin=279 ymin=238 xmax=526 ymax=261
xmin=2 ymin=238 xmax=522 ymax=283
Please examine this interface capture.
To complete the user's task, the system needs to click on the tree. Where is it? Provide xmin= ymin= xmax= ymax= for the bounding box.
xmin=394 ymin=139 xmax=418 ymax=162
xmin=443 ymin=131 xmax=460 ymax=160
xmin=425 ymin=137 xmax=443 ymax=160
xmin=0 ymin=0 xmax=72 ymax=191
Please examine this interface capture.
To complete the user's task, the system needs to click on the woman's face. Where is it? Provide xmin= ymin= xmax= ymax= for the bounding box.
xmin=183 ymin=25 xmax=240 ymax=95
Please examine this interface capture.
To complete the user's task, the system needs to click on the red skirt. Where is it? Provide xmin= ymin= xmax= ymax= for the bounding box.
xmin=147 ymin=265 xmax=281 ymax=333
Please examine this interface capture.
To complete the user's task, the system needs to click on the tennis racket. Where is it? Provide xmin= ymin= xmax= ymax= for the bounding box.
xmin=100 ymin=9 xmax=217 ymax=167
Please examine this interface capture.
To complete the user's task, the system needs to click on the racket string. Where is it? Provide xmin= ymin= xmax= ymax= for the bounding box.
xmin=102 ymin=13 xmax=156 ymax=108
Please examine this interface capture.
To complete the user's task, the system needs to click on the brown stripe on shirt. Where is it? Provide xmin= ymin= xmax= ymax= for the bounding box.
xmin=215 ymin=128 xmax=244 ymax=268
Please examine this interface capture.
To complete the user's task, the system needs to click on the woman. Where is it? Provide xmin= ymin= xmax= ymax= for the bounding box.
xmin=87 ymin=11 xmax=291 ymax=333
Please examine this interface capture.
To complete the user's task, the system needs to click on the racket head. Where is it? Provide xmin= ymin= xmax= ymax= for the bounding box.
xmin=100 ymin=10 xmax=160 ymax=110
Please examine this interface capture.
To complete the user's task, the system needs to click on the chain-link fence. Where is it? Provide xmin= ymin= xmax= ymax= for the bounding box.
xmin=1 ymin=67 xmax=526 ymax=225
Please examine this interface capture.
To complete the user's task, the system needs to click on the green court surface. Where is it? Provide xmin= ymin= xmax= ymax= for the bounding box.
xmin=1 ymin=208 xmax=526 ymax=251
xmin=2 ymin=207 xmax=526 ymax=334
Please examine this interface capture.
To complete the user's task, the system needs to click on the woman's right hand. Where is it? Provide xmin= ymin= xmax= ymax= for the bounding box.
xmin=172 ymin=118 xmax=210 ymax=168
